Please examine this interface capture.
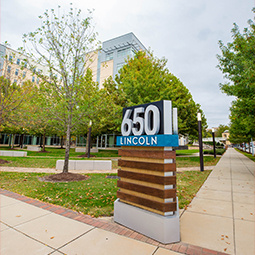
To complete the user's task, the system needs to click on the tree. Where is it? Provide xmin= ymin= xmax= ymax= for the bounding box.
xmin=21 ymin=5 xmax=100 ymax=173
xmin=0 ymin=76 xmax=32 ymax=129
xmin=102 ymin=51 xmax=207 ymax=139
xmin=20 ymin=84 xmax=57 ymax=152
xmin=217 ymin=13 xmax=255 ymax=143
xmin=215 ymin=124 xmax=229 ymax=137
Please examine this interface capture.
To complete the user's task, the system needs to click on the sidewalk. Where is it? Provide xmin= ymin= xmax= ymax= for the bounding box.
xmin=0 ymin=148 xmax=254 ymax=254
xmin=180 ymin=148 xmax=254 ymax=254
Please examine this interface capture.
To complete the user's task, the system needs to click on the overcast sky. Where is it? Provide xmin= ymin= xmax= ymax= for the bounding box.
xmin=1 ymin=0 xmax=254 ymax=128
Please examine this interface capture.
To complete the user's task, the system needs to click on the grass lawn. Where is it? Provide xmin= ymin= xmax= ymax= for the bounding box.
xmin=0 ymin=170 xmax=211 ymax=217
xmin=176 ymin=149 xmax=199 ymax=155
xmin=0 ymin=156 xmax=120 ymax=169
xmin=0 ymin=155 xmax=219 ymax=169
xmin=176 ymin=156 xmax=220 ymax=168
xmin=235 ymin=148 xmax=255 ymax=162
xmin=0 ymin=147 xmax=119 ymax=158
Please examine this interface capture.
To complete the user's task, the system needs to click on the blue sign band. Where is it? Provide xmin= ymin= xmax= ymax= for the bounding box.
xmin=116 ymin=135 xmax=179 ymax=147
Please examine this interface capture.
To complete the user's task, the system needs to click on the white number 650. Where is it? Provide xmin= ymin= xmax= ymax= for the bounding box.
xmin=121 ymin=105 xmax=160 ymax=136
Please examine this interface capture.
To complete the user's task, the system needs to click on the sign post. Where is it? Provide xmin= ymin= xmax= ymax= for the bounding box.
xmin=114 ymin=100 xmax=180 ymax=244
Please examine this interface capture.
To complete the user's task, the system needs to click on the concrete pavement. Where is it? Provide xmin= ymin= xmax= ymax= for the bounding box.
xmin=180 ymin=148 xmax=254 ymax=254
xmin=0 ymin=148 xmax=254 ymax=255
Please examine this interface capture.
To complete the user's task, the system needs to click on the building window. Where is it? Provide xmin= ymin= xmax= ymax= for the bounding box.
xmin=117 ymin=63 xmax=124 ymax=71
xmin=33 ymin=68 xmax=36 ymax=73
xmin=15 ymin=69 xmax=19 ymax=76
xmin=7 ymin=66 xmax=11 ymax=73
xmin=23 ymin=71 xmax=26 ymax=78
xmin=32 ymin=76 xmax=35 ymax=82
xmin=106 ymin=52 xmax=113 ymax=61
xmin=23 ymin=61 xmax=27 ymax=68
xmin=17 ymin=58 xmax=20 ymax=65
xmin=117 ymin=47 xmax=133 ymax=58
xmin=9 ymin=55 xmax=13 ymax=61
xmin=36 ymin=78 xmax=40 ymax=84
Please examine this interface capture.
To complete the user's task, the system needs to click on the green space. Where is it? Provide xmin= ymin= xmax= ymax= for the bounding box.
xmin=0 ymin=170 xmax=211 ymax=217
xmin=176 ymin=156 xmax=220 ymax=168
xmin=0 ymin=155 xmax=219 ymax=169
xmin=176 ymin=149 xmax=198 ymax=155
xmin=0 ymin=146 xmax=220 ymax=169
xmin=0 ymin=147 xmax=119 ymax=158
xmin=235 ymin=148 xmax=255 ymax=162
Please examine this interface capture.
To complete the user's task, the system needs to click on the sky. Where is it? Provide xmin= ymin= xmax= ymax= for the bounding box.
xmin=1 ymin=0 xmax=254 ymax=128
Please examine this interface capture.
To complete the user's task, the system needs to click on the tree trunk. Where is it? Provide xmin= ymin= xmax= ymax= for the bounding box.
xmin=20 ymin=134 xmax=24 ymax=148
xmin=60 ymin=136 xmax=64 ymax=149
xmin=63 ymin=123 xmax=71 ymax=173
xmin=42 ymin=133 xmax=46 ymax=152
xmin=11 ymin=134 xmax=15 ymax=149
xmin=40 ymin=134 xmax=43 ymax=148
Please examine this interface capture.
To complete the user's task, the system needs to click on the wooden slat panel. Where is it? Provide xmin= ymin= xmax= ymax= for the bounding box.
xmin=118 ymin=159 xmax=176 ymax=172
xmin=118 ymin=170 xmax=176 ymax=185
xmin=119 ymin=149 xmax=176 ymax=159
xmin=117 ymin=191 xmax=177 ymax=212
xmin=117 ymin=180 xmax=176 ymax=199
xmin=120 ymin=200 xmax=166 ymax=216
xmin=120 ymin=177 xmax=166 ymax=190
xmin=120 ymin=167 xmax=165 ymax=177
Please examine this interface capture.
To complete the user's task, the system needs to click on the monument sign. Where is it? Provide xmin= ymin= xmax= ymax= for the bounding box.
xmin=114 ymin=100 xmax=180 ymax=243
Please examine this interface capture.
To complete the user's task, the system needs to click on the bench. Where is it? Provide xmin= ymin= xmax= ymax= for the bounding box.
xmin=56 ymin=160 xmax=112 ymax=171
xmin=0 ymin=150 xmax=27 ymax=157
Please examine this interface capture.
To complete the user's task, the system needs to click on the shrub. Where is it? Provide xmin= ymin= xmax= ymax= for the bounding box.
xmin=204 ymin=149 xmax=225 ymax=155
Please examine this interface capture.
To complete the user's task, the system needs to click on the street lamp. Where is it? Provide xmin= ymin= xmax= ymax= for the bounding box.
xmin=197 ymin=112 xmax=204 ymax=172
xmin=212 ymin=128 xmax=216 ymax=158
xmin=87 ymin=120 xmax=92 ymax=159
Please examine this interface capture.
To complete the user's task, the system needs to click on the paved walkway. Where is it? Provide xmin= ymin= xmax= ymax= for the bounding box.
xmin=0 ymin=148 xmax=254 ymax=254
xmin=180 ymin=148 xmax=254 ymax=255
xmin=0 ymin=166 xmax=214 ymax=174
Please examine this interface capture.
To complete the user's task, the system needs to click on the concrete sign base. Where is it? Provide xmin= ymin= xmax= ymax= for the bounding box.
xmin=114 ymin=198 xmax=180 ymax=244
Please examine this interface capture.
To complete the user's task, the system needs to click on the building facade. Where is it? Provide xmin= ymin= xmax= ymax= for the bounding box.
xmin=87 ymin=32 xmax=147 ymax=88
xmin=0 ymin=44 xmax=47 ymax=85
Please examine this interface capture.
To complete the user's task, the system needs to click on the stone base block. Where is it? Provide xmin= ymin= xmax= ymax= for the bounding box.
xmin=26 ymin=146 xmax=41 ymax=152
xmin=56 ymin=160 xmax=112 ymax=171
xmin=114 ymin=198 xmax=180 ymax=244
xmin=0 ymin=151 xmax=27 ymax=157
xmin=75 ymin=147 xmax=99 ymax=153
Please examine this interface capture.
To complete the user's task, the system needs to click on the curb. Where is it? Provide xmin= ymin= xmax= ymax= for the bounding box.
xmin=0 ymin=189 xmax=230 ymax=255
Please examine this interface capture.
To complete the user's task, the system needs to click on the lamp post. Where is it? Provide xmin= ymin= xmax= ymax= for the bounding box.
xmin=212 ymin=128 xmax=216 ymax=158
xmin=87 ymin=120 xmax=92 ymax=159
xmin=197 ymin=112 xmax=204 ymax=172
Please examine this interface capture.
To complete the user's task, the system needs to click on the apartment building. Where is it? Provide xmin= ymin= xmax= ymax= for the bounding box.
xmin=1 ymin=32 xmax=146 ymax=88
xmin=87 ymin=32 xmax=147 ymax=88
xmin=0 ymin=44 xmax=47 ymax=85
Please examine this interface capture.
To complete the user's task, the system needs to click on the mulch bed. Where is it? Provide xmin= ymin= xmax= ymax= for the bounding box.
xmin=38 ymin=173 xmax=89 ymax=183
xmin=0 ymin=159 xmax=10 ymax=164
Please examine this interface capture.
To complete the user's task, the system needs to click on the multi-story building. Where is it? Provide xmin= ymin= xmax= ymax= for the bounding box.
xmin=1 ymin=32 xmax=147 ymax=88
xmin=0 ymin=44 xmax=47 ymax=85
xmin=87 ymin=32 xmax=147 ymax=88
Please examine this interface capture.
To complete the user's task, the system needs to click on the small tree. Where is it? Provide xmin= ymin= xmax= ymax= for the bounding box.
xmin=21 ymin=5 xmax=99 ymax=173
